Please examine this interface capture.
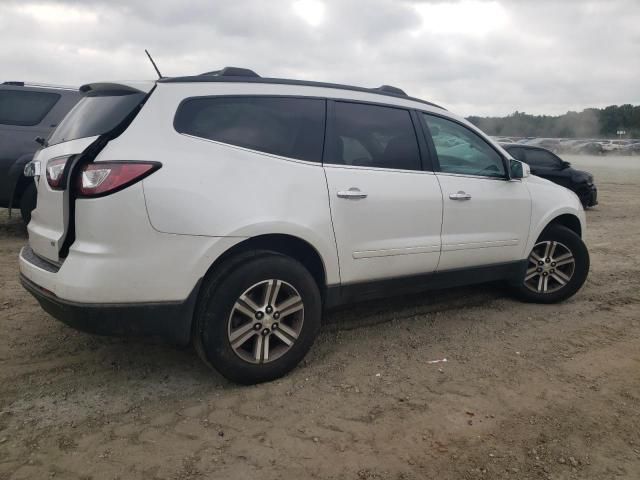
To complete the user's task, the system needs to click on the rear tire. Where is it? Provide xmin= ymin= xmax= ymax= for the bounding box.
xmin=19 ymin=182 xmax=37 ymax=224
xmin=193 ymin=251 xmax=321 ymax=384
xmin=510 ymin=225 xmax=589 ymax=303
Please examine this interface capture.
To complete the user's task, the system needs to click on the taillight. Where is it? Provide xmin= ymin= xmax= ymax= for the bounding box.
xmin=46 ymin=156 xmax=70 ymax=189
xmin=77 ymin=161 xmax=161 ymax=198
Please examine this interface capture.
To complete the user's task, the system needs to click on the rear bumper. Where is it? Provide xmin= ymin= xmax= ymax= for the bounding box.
xmin=20 ymin=272 xmax=200 ymax=346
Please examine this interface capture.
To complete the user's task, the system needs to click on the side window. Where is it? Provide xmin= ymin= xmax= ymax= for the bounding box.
xmin=524 ymin=148 xmax=560 ymax=168
xmin=423 ymin=114 xmax=505 ymax=178
xmin=329 ymin=102 xmax=421 ymax=171
xmin=506 ymin=146 xmax=526 ymax=162
xmin=0 ymin=90 xmax=60 ymax=126
xmin=174 ymin=96 xmax=325 ymax=162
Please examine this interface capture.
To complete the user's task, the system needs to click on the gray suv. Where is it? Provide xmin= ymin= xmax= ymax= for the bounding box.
xmin=0 ymin=82 xmax=80 ymax=222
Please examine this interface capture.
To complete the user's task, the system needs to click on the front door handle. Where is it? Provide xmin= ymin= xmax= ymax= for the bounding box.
xmin=449 ymin=191 xmax=472 ymax=201
xmin=337 ymin=188 xmax=368 ymax=200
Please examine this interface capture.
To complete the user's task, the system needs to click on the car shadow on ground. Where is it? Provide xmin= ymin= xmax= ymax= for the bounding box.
xmin=27 ymin=282 xmax=507 ymax=389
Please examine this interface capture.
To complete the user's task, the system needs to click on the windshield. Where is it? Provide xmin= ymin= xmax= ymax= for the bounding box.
xmin=47 ymin=91 xmax=145 ymax=146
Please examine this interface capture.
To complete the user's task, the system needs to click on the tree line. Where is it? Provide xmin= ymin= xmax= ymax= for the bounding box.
xmin=467 ymin=104 xmax=640 ymax=139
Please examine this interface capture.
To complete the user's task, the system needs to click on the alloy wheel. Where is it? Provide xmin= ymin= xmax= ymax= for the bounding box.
xmin=524 ymin=240 xmax=576 ymax=294
xmin=227 ymin=279 xmax=304 ymax=364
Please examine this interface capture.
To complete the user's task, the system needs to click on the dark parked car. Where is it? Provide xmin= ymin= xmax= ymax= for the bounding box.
xmin=501 ymin=143 xmax=598 ymax=208
xmin=0 ymin=81 xmax=80 ymax=222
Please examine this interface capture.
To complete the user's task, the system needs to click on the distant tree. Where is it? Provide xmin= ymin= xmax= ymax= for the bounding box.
xmin=467 ymin=105 xmax=640 ymax=138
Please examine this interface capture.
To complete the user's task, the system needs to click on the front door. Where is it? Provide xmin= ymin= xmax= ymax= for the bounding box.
xmin=421 ymin=113 xmax=531 ymax=271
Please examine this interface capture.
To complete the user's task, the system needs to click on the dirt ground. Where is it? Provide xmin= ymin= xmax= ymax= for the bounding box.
xmin=1 ymin=156 xmax=639 ymax=480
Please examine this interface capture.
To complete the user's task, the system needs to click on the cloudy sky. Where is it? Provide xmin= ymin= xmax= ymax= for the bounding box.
xmin=1 ymin=0 xmax=638 ymax=116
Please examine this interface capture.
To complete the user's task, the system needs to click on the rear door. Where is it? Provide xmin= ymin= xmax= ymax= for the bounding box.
xmin=323 ymin=101 xmax=443 ymax=284
xmin=28 ymin=83 xmax=152 ymax=263
xmin=421 ymin=113 xmax=531 ymax=271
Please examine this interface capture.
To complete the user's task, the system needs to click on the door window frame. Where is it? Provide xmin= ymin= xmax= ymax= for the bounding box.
xmin=323 ymin=99 xmax=434 ymax=172
xmin=418 ymin=111 xmax=511 ymax=180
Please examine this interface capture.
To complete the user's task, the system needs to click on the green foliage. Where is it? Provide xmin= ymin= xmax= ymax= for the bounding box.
xmin=467 ymin=104 xmax=640 ymax=139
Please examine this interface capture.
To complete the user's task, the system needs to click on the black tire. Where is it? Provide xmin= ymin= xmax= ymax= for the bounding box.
xmin=20 ymin=182 xmax=37 ymax=224
xmin=510 ymin=225 xmax=589 ymax=304
xmin=193 ymin=250 xmax=322 ymax=384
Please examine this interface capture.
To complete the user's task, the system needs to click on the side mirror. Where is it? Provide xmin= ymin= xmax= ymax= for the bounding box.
xmin=560 ymin=160 xmax=571 ymax=169
xmin=510 ymin=159 xmax=530 ymax=179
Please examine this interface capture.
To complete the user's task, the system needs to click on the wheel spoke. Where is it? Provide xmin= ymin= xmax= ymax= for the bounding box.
xmin=239 ymin=293 xmax=261 ymax=313
xmin=276 ymin=295 xmax=303 ymax=318
xmin=554 ymin=252 xmax=574 ymax=266
xmin=229 ymin=321 xmax=255 ymax=343
xmin=542 ymin=275 xmax=549 ymax=292
xmin=554 ymin=269 xmax=571 ymax=283
xmin=529 ymin=250 xmax=543 ymax=263
xmin=537 ymin=275 xmax=544 ymax=292
xmin=525 ymin=267 xmax=538 ymax=281
xmin=551 ymin=273 xmax=567 ymax=286
xmin=273 ymin=329 xmax=294 ymax=346
xmin=542 ymin=241 xmax=552 ymax=259
xmin=277 ymin=322 xmax=299 ymax=340
xmin=263 ymin=334 xmax=270 ymax=362
xmin=548 ymin=241 xmax=558 ymax=259
xmin=231 ymin=328 xmax=256 ymax=350
xmin=253 ymin=334 xmax=264 ymax=362
xmin=263 ymin=280 xmax=281 ymax=306
xmin=234 ymin=301 xmax=256 ymax=319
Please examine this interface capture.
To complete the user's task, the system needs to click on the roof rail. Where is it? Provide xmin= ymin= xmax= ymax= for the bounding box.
xmin=2 ymin=81 xmax=78 ymax=91
xmin=158 ymin=69 xmax=444 ymax=110
xmin=373 ymin=85 xmax=407 ymax=96
xmin=199 ymin=67 xmax=260 ymax=78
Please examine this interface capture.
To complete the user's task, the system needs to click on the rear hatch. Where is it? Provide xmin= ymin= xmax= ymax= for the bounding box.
xmin=28 ymin=82 xmax=153 ymax=263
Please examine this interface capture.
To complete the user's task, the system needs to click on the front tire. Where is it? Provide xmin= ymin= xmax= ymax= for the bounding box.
xmin=193 ymin=251 xmax=321 ymax=384
xmin=511 ymin=225 xmax=589 ymax=303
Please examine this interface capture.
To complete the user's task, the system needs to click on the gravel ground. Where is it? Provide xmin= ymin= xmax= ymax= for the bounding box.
xmin=1 ymin=156 xmax=639 ymax=480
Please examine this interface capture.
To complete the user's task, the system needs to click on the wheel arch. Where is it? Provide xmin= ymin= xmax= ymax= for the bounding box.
xmin=7 ymin=153 xmax=35 ymax=209
xmin=202 ymin=233 xmax=329 ymax=297
xmin=543 ymin=213 xmax=582 ymax=238
xmin=526 ymin=208 xmax=585 ymax=256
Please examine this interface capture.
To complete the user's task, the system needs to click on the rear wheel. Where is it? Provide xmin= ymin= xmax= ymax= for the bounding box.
xmin=193 ymin=251 xmax=321 ymax=384
xmin=511 ymin=225 xmax=589 ymax=303
xmin=19 ymin=182 xmax=37 ymax=224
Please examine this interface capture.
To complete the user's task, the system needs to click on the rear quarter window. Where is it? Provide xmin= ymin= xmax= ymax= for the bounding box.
xmin=0 ymin=90 xmax=60 ymax=126
xmin=47 ymin=91 xmax=146 ymax=146
xmin=174 ymin=96 xmax=326 ymax=163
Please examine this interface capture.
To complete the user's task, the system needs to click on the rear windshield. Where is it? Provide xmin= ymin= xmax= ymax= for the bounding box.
xmin=0 ymin=90 xmax=60 ymax=126
xmin=47 ymin=91 xmax=145 ymax=146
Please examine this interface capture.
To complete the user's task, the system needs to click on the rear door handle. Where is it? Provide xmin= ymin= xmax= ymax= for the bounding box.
xmin=449 ymin=191 xmax=472 ymax=201
xmin=337 ymin=188 xmax=367 ymax=199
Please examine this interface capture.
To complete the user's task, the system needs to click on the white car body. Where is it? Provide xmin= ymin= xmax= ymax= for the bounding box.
xmin=19 ymin=71 xmax=586 ymax=348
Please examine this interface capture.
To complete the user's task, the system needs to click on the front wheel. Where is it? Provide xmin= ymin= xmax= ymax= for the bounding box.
xmin=510 ymin=225 xmax=589 ymax=303
xmin=193 ymin=251 xmax=321 ymax=384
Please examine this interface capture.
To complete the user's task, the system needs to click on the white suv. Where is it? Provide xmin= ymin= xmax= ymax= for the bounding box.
xmin=19 ymin=68 xmax=589 ymax=384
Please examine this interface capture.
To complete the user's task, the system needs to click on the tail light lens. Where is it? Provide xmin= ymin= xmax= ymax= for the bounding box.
xmin=46 ymin=156 xmax=71 ymax=189
xmin=77 ymin=161 xmax=161 ymax=198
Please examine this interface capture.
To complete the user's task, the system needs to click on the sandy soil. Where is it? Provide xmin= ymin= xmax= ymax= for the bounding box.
xmin=1 ymin=156 xmax=639 ymax=480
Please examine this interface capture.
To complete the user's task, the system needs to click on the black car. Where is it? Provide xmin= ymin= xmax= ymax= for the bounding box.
xmin=0 ymin=81 xmax=80 ymax=222
xmin=501 ymin=143 xmax=598 ymax=208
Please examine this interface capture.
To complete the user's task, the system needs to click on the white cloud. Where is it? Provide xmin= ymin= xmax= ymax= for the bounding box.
xmin=292 ymin=0 xmax=326 ymax=27
xmin=413 ymin=1 xmax=509 ymax=36
xmin=0 ymin=0 xmax=638 ymax=116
